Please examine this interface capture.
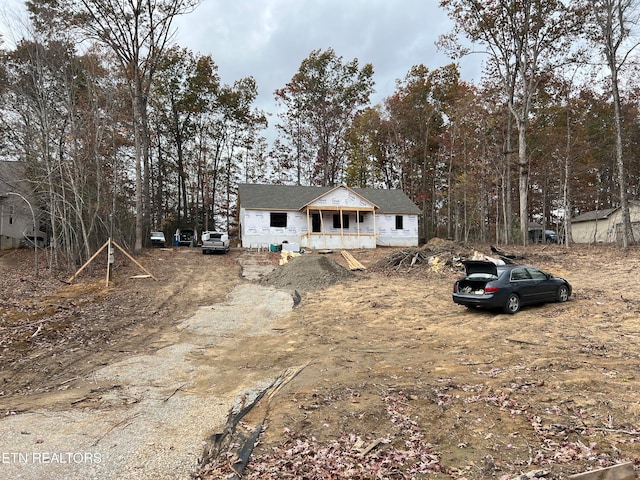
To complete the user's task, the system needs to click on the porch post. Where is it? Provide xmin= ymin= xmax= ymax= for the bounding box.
xmin=339 ymin=208 xmax=344 ymax=249
xmin=320 ymin=209 xmax=326 ymax=249
xmin=356 ymin=209 xmax=361 ymax=249
xmin=373 ymin=210 xmax=377 ymax=247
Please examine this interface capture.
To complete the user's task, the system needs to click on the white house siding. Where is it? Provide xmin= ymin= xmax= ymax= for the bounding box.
xmin=240 ymin=208 xmax=419 ymax=249
xmin=572 ymin=217 xmax=618 ymax=243
xmin=240 ymin=208 xmax=300 ymax=248
xmin=307 ymin=188 xmax=374 ymax=211
xmin=0 ymin=201 xmax=41 ymax=250
xmin=572 ymin=204 xmax=640 ymax=243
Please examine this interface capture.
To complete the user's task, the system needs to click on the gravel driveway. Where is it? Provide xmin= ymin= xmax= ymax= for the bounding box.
xmin=0 ymin=261 xmax=293 ymax=480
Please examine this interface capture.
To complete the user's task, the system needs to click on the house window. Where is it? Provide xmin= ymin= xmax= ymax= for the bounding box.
xmin=270 ymin=212 xmax=287 ymax=228
xmin=357 ymin=213 xmax=365 ymax=223
xmin=395 ymin=215 xmax=403 ymax=230
xmin=311 ymin=213 xmax=321 ymax=233
xmin=333 ymin=213 xmax=349 ymax=229
xmin=9 ymin=205 xmax=14 ymax=225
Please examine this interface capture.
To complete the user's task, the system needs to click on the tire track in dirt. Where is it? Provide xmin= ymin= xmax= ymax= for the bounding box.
xmin=0 ymin=250 xmax=295 ymax=480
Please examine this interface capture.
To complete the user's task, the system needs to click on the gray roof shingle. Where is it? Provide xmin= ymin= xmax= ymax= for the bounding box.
xmin=0 ymin=161 xmax=29 ymax=196
xmin=238 ymin=184 xmax=421 ymax=215
xmin=571 ymin=207 xmax=618 ymax=223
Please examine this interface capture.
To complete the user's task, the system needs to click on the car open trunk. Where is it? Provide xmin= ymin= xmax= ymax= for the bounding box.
xmin=457 ymin=279 xmax=494 ymax=295
xmin=456 ymin=261 xmax=500 ymax=295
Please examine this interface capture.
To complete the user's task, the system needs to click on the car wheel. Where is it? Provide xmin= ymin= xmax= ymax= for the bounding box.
xmin=504 ymin=294 xmax=520 ymax=314
xmin=557 ymin=285 xmax=569 ymax=302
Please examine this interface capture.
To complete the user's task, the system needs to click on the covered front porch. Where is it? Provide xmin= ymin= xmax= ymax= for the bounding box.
xmin=301 ymin=206 xmax=378 ymax=250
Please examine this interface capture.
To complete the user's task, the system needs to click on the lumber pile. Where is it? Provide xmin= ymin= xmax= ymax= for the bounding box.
xmin=341 ymin=250 xmax=366 ymax=271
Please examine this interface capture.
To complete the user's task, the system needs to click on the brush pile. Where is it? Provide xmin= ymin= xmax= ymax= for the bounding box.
xmin=370 ymin=238 xmax=472 ymax=275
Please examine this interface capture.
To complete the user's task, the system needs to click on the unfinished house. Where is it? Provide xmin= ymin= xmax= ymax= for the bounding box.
xmin=237 ymin=184 xmax=421 ymax=250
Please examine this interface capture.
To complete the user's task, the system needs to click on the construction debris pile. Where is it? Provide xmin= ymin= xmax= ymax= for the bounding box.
xmin=370 ymin=238 xmax=526 ymax=276
xmin=370 ymin=238 xmax=471 ymax=275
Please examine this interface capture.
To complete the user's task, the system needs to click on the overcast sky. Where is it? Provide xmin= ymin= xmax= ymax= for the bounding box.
xmin=2 ymin=0 xmax=484 ymax=139
xmin=172 ymin=0 xmax=483 ymax=110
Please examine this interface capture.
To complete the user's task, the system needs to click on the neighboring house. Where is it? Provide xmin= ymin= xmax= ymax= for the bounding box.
xmin=0 ymin=161 xmax=47 ymax=250
xmin=571 ymin=201 xmax=640 ymax=244
xmin=238 ymin=184 xmax=421 ymax=250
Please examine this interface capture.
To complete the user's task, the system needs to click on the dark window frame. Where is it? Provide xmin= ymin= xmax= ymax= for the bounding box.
xmin=395 ymin=215 xmax=404 ymax=230
xmin=270 ymin=212 xmax=287 ymax=228
xmin=333 ymin=213 xmax=350 ymax=229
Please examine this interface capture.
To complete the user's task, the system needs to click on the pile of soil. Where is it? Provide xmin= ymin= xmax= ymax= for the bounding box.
xmin=259 ymin=254 xmax=355 ymax=292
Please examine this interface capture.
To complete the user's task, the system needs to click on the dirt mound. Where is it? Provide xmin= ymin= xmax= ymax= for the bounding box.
xmin=259 ymin=254 xmax=354 ymax=292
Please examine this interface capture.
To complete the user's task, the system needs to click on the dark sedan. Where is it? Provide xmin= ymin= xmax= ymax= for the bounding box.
xmin=452 ymin=261 xmax=572 ymax=314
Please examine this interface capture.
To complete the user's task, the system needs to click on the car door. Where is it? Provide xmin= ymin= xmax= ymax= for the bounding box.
xmin=510 ymin=267 xmax=536 ymax=303
xmin=525 ymin=267 xmax=556 ymax=302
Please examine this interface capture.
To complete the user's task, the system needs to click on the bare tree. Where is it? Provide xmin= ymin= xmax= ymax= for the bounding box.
xmin=59 ymin=0 xmax=200 ymax=253
xmin=274 ymin=48 xmax=374 ymax=187
xmin=440 ymin=0 xmax=580 ymax=245
xmin=585 ymin=0 xmax=640 ymax=249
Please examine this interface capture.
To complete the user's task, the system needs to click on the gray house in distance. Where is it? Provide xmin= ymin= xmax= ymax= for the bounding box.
xmin=0 ymin=161 xmax=47 ymax=249
xmin=571 ymin=202 xmax=640 ymax=244
xmin=237 ymin=184 xmax=421 ymax=250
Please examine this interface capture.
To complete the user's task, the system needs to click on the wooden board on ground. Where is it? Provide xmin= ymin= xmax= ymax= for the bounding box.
xmin=341 ymin=250 xmax=366 ymax=271
xmin=568 ymin=462 xmax=636 ymax=480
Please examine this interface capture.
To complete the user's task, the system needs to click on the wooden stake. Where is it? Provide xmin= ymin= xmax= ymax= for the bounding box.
xmin=112 ymin=241 xmax=158 ymax=280
xmin=65 ymin=238 xmax=157 ymax=285
xmin=66 ymin=240 xmax=109 ymax=283
xmin=105 ymin=238 xmax=112 ymax=287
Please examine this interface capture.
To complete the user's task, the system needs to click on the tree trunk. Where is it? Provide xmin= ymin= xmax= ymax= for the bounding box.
xmin=612 ymin=76 xmax=633 ymax=248
xmin=518 ymin=121 xmax=529 ymax=246
xmin=133 ymin=81 xmax=144 ymax=254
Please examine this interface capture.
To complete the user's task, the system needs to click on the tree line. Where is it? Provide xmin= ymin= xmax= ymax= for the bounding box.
xmin=0 ymin=0 xmax=639 ymax=272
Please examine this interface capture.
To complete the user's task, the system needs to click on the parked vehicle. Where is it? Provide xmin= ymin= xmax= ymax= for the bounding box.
xmin=529 ymin=228 xmax=562 ymax=243
xmin=544 ymin=230 xmax=559 ymax=243
xmin=150 ymin=231 xmax=166 ymax=248
xmin=201 ymin=231 xmax=230 ymax=254
xmin=176 ymin=228 xmax=197 ymax=247
xmin=452 ymin=260 xmax=571 ymax=314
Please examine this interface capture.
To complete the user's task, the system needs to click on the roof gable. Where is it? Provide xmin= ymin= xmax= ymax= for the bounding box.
xmin=305 ymin=185 xmax=377 ymax=210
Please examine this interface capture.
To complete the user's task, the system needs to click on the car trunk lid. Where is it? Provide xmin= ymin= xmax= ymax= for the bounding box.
xmin=462 ymin=260 xmax=499 ymax=277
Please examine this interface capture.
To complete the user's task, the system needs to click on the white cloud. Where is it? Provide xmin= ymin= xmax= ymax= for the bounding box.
xmin=173 ymin=0 xmax=483 ymax=112
xmin=1 ymin=0 xmax=484 ymax=142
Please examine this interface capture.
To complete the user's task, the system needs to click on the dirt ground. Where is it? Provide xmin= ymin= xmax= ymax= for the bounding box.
xmin=1 ymin=241 xmax=640 ymax=479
